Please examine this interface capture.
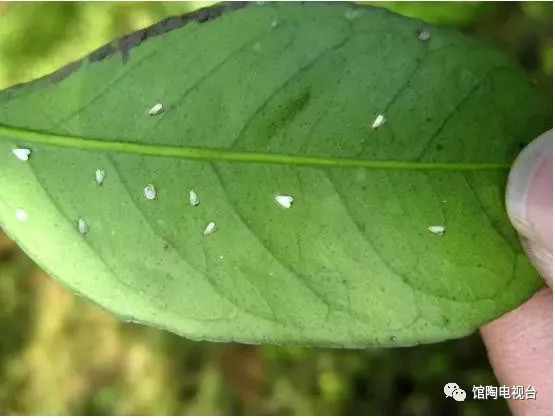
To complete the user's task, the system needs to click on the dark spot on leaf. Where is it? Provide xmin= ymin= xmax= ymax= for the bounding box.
xmin=258 ymin=88 xmax=312 ymax=139
xmin=0 ymin=3 xmax=251 ymax=98
xmin=435 ymin=143 xmax=443 ymax=151
xmin=518 ymin=141 xmax=527 ymax=150
xmin=118 ymin=30 xmax=148 ymax=63
xmin=117 ymin=2 xmax=249 ymax=62
xmin=195 ymin=7 xmax=221 ymax=23
xmin=145 ymin=16 xmax=185 ymax=37
xmin=23 ymin=1 xmax=252 ymax=86
xmin=89 ymin=42 xmax=116 ymax=62
xmin=48 ymin=60 xmax=82 ymax=83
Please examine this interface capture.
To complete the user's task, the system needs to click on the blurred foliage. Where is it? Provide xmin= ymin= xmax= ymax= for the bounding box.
xmin=0 ymin=1 xmax=551 ymax=415
xmin=0 ymin=1 xmax=552 ymax=89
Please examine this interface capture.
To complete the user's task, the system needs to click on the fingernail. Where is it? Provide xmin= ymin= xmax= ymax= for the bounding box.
xmin=506 ymin=130 xmax=553 ymax=285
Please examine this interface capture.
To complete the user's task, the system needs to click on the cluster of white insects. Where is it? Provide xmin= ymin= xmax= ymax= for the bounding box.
xmin=10 ymin=136 xmax=444 ymax=237
xmin=9 ymin=24 xmax=443 ymax=237
xmin=11 ymin=141 xmax=295 ymax=237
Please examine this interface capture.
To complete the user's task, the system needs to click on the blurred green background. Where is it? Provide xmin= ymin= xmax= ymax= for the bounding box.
xmin=0 ymin=1 xmax=551 ymax=415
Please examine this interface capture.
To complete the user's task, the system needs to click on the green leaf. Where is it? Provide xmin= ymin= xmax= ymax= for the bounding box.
xmin=0 ymin=2 xmax=550 ymax=347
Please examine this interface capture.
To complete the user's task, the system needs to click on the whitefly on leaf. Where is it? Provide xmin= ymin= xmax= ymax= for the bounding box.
xmin=12 ymin=147 xmax=31 ymax=161
xmin=144 ymin=184 xmax=157 ymax=200
xmin=428 ymin=225 xmax=446 ymax=236
xmin=78 ymin=218 xmax=88 ymax=234
xmin=372 ymin=114 xmax=386 ymax=129
xmin=95 ymin=169 xmax=106 ymax=185
xmin=189 ymin=189 xmax=200 ymax=206
xmin=418 ymin=29 xmax=431 ymax=42
xmin=275 ymin=194 xmax=294 ymax=209
xmin=203 ymin=221 xmax=217 ymax=236
xmin=148 ymin=103 xmax=164 ymax=116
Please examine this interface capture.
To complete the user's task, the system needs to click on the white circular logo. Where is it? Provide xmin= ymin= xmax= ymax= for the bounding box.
xmin=452 ymin=388 xmax=467 ymax=402
xmin=444 ymin=382 xmax=459 ymax=397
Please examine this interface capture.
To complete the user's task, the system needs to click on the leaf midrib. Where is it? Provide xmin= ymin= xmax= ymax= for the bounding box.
xmin=0 ymin=123 xmax=510 ymax=171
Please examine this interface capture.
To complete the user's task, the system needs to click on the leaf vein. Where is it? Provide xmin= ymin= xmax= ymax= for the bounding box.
xmin=0 ymin=123 xmax=511 ymax=171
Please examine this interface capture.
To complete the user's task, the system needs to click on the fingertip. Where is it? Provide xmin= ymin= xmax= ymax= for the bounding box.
xmin=506 ymin=130 xmax=553 ymax=285
xmin=481 ymin=288 xmax=553 ymax=415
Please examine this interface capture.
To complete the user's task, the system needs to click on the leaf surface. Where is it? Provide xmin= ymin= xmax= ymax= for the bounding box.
xmin=0 ymin=2 xmax=551 ymax=346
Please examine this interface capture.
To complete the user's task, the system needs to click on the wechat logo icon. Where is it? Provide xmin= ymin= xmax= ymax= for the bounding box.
xmin=444 ymin=383 xmax=467 ymax=402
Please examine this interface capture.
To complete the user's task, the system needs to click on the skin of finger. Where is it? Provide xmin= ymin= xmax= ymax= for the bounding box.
xmin=521 ymin=150 xmax=553 ymax=285
xmin=524 ymin=151 xmax=553 ymax=252
xmin=480 ymin=288 xmax=553 ymax=415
